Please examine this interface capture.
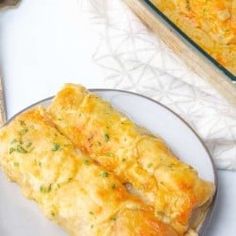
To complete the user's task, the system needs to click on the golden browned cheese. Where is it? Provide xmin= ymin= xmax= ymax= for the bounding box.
xmin=49 ymin=84 xmax=215 ymax=235
xmin=0 ymin=107 xmax=177 ymax=236
xmin=151 ymin=0 xmax=236 ymax=74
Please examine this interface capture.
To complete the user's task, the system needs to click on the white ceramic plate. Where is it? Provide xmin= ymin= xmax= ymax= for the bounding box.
xmin=0 ymin=89 xmax=217 ymax=236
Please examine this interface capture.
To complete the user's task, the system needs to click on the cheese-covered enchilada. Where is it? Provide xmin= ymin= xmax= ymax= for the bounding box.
xmin=49 ymin=84 xmax=215 ymax=235
xmin=0 ymin=107 xmax=177 ymax=236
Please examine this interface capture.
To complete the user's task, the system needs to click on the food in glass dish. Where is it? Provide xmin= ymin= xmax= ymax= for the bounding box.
xmin=150 ymin=0 xmax=236 ymax=75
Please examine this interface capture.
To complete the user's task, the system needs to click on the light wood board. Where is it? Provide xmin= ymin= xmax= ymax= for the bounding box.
xmin=124 ymin=0 xmax=236 ymax=106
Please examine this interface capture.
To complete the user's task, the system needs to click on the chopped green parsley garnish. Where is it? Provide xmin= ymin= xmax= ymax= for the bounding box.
xmin=19 ymin=128 xmax=28 ymax=136
xmin=83 ymin=159 xmax=90 ymax=165
xmin=40 ymin=184 xmax=52 ymax=193
xmin=104 ymin=133 xmax=110 ymax=142
xmin=9 ymin=139 xmax=33 ymax=154
xmin=13 ymin=162 xmax=19 ymax=167
xmin=11 ymin=139 xmax=17 ymax=144
xmin=101 ymin=171 xmax=109 ymax=177
xmin=26 ymin=142 xmax=32 ymax=148
xmin=168 ymin=164 xmax=175 ymax=169
xmin=19 ymin=120 xmax=26 ymax=126
xmin=105 ymin=153 xmax=113 ymax=157
xmin=147 ymin=163 xmax=153 ymax=168
xmin=16 ymin=145 xmax=28 ymax=153
xmin=9 ymin=147 xmax=16 ymax=154
xmin=52 ymin=143 xmax=61 ymax=151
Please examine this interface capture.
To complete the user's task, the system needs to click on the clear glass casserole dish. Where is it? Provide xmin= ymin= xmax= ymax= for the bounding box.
xmin=144 ymin=0 xmax=236 ymax=82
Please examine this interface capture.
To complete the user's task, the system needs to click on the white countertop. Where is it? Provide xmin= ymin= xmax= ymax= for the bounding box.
xmin=0 ymin=0 xmax=236 ymax=235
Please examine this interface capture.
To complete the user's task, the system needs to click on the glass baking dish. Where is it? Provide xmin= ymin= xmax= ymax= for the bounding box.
xmin=144 ymin=0 xmax=236 ymax=82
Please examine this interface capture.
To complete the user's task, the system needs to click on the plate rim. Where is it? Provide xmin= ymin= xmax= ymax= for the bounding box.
xmin=3 ymin=88 xmax=218 ymax=235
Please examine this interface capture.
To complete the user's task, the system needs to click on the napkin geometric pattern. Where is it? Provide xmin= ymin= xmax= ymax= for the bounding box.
xmin=78 ymin=0 xmax=236 ymax=170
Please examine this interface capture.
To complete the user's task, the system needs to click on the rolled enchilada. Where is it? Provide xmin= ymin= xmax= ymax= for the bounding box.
xmin=0 ymin=107 xmax=177 ymax=236
xmin=49 ymin=84 xmax=215 ymax=234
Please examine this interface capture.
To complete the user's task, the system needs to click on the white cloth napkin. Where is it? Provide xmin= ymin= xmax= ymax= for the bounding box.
xmin=77 ymin=0 xmax=236 ymax=170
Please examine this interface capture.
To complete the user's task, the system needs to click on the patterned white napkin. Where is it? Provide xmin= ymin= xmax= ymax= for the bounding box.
xmin=78 ymin=0 xmax=236 ymax=170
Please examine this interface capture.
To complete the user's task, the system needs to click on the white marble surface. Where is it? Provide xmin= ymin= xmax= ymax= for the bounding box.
xmin=0 ymin=0 xmax=236 ymax=235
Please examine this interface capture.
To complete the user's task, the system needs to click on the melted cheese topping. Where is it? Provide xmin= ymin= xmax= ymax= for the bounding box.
xmin=0 ymin=107 xmax=177 ymax=236
xmin=151 ymin=0 xmax=236 ymax=74
xmin=49 ymin=84 xmax=215 ymax=235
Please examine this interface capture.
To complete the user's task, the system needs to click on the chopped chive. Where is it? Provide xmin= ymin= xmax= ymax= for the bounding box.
xmin=83 ymin=159 xmax=90 ymax=165
xmin=111 ymin=216 xmax=116 ymax=221
xmin=101 ymin=171 xmax=109 ymax=178
xmin=104 ymin=133 xmax=110 ymax=142
xmin=106 ymin=153 xmax=113 ymax=157
xmin=168 ymin=164 xmax=175 ymax=169
xmin=9 ymin=147 xmax=16 ymax=154
xmin=19 ymin=128 xmax=28 ymax=136
xmin=89 ymin=211 xmax=94 ymax=215
xmin=48 ymin=184 xmax=52 ymax=192
xmin=40 ymin=184 xmax=52 ymax=193
xmin=147 ymin=163 xmax=153 ymax=168
xmin=19 ymin=120 xmax=26 ymax=126
xmin=28 ymin=147 xmax=35 ymax=153
xmin=51 ymin=211 xmax=55 ymax=217
xmin=10 ymin=139 xmax=17 ymax=144
xmin=111 ymin=184 xmax=116 ymax=190
xmin=90 ymin=224 xmax=94 ymax=229
xmin=52 ymin=143 xmax=60 ymax=152
xmin=16 ymin=145 xmax=28 ymax=153
xmin=26 ymin=142 xmax=32 ymax=148
xmin=13 ymin=162 xmax=19 ymax=167
xmin=122 ymin=158 xmax=126 ymax=162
